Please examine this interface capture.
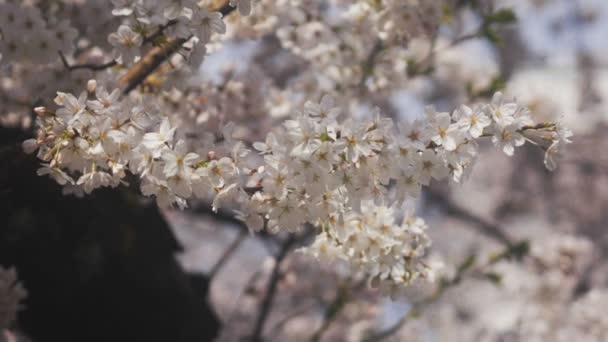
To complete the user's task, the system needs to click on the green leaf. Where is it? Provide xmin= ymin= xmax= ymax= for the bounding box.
xmin=483 ymin=27 xmax=501 ymax=45
xmin=485 ymin=8 xmax=517 ymax=24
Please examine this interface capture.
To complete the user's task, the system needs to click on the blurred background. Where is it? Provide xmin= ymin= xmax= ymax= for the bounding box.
xmin=1 ymin=0 xmax=608 ymax=341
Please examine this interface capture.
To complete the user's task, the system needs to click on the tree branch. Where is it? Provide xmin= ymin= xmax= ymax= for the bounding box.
xmin=426 ymin=189 xmax=514 ymax=246
xmin=208 ymin=228 xmax=248 ymax=280
xmin=119 ymin=37 xmax=188 ymax=94
xmin=250 ymin=235 xmax=297 ymax=342
xmin=58 ymin=51 xmax=117 ymax=71
xmin=119 ymin=1 xmax=237 ymax=95
xmin=309 ymin=280 xmax=360 ymax=342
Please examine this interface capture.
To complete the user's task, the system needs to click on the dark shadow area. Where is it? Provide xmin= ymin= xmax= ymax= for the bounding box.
xmin=0 ymin=128 xmax=219 ymax=342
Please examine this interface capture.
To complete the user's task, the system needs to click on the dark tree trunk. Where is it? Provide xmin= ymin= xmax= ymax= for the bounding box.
xmin=0 ymin=128 xmax=220 ymax=342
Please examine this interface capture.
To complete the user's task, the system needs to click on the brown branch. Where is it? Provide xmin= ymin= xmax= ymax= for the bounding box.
xmin=58 ymin=51 xmax=117 ymax=71
xmin=119 ymin=37 xmax=188 ymax=94
xmin=119 ymin=1 xmax=237 ymax=95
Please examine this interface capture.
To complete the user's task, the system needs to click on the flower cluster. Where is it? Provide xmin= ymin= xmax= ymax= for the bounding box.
xmin=25 ymin=85 xmax=571 ymax=294
xmin=303 ymin=204 xmax=434 ymax=297
xmin=23 ymin=81 xmax=246 ymax=210
xmin=25 ymin=81 xmax=570 ymax=295
xmin=108 ymin=0 xmax=255 ymax=66
xmin=0 ymin=266 xmax=27 ymax=330
xmin=346 ymin=0 xmax=443 ymax=43
xmin=0 ymin=2 xmax=78 ymax=64
xmin=235 ymin=93 xmax=570 ymax=294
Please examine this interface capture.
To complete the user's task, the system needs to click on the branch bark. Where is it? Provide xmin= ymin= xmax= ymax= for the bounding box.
xmin=119 ymin=1 xmax=236 ymax=95
xmin=58 ymin=51 xmax=117 ymax=71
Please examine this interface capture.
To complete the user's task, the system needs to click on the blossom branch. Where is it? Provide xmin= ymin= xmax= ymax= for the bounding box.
xmin=119 ymin=2 xmax=236 ymax=94
xmin=119 ymin=37 xmax=189 ymax=94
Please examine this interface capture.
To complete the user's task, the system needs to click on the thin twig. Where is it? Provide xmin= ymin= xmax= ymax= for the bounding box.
xmin=359 ymin=40 xmax=384 ymax=89
xmin=250 ymin=235 xmax=297 ymax=342
xmin=58 ymin=51 xmax=117 ymax=71
xmin=143 ymin=20 xmax=178 ymax=45
xmin=309 ymin=280 xmax=362 ymax=342
xmin=426 ymin=189 xmax=514 ymax=246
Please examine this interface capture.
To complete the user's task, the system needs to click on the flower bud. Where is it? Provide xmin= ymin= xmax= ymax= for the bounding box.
xmin=34 ymin=106 xmax=53 ymax=117
xmin=87 ymin=79 xmax=97 ymax=94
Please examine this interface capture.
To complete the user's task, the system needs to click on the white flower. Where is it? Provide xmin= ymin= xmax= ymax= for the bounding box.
xmin=190 ymin=8 xmax=226 ymax=42
xmin=284 ymin=114 xmax=320 ymax=157
xmin=204 ymin=157 xmax=237 ymax=188
xmin=398 ymin=119 xmax=428 ymax=150
xmin=37 ymin=164 xmax=74 ymax=185
xmin=261 ymin=164 xmax=288 ymax=199
xmin=341 ymin=121 xmax=373 ymax=162
xmin=108 ymin=25 xmax=143 ymax=64
xmin=212 ymin=183 xmax=240 ymax=212
xmin=427 ymin=108 xmax=457 ymax=151
xmin=77 ymin=167 xmax=112 ymax=193
xmin=142 ymin=118 xmax=176 ymax=157
xmin=55 ymin=92 xmax=87 ymax=124
xmin=163 ymin=0 xmax=196 ymax=20
xmin=161 ymin=139 xmax=199 ymax=178
xmin=235 ymin=208 xmax=264 ymax=233
xmin=304 ymin=95 xmax=341 ymax=123
xmin=415 ymin=150 xmax=449 ymax=185
xmin=229 ymin=0 xmax=254 ymax=16
xmin=111 ymin=0 xmax=138 ymax=16
xmin=492 ymin=125 xmax=525 ymax=156
xmin=167 ymin=173 xmax=193 ymax=198
xmin=300 ymin=232 xmax=343 ymax=263
xmin=542 ymin=120 xmax=573 ymax=171
xmin=455 ymin=105 xmax=491 ymax=138
xmin=22 ymin=139 xmax=39 ymax=154
xmin=87 ymin=86 xmax=121 ymax=114
xmin=141 ymin=178 xmax=188 ymax=209
xmin=486 ymin=92 xmax=516 ymax=127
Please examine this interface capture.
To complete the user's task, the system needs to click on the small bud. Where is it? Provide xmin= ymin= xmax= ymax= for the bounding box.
xmin=87 ymin=79 xmax=97 ymax=94
xmin=34 ymin=106 xmax=53 ymax=117
xmin=207 ymin=150 xmax=216 ymax=160
xmin=54 ymin=93 xmax=65 ymax=106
